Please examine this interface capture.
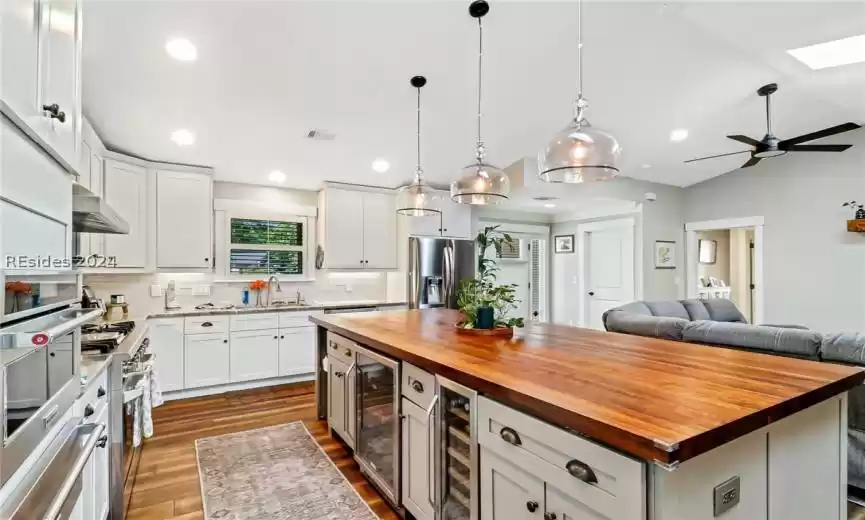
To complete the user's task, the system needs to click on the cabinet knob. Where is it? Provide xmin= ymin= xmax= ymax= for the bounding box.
xmin=96 ymin=435 xmax=108 ymax=448
xmin=49 ymin=352 xmax=56 ymax=357
xmin=42 ymin=103 xmax=60 ymax=115
xmin=544 ymin=513 xmax=557 ymax=520
xmin=273 ymin=335 xmax=278 ymax=339
xmin=84 ymin=404 xmax=95 ymax=418
xmin=97 ymin=386 xmax=106 ymax=398
xmin=526 ymin=501 xmax=539 ymax=513
xmin=223 ymin=339 xmax=228 ymax=343
xmin=280 ymin=335 xmax=285 ymax=339
xmin=204 ymin=257 xmax=209 ymax=262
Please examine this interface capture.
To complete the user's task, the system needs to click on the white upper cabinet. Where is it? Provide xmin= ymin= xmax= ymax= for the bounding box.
xmin=2 ymin=0 xmax=41 ymax=127
xmin=156 ymin=170 xmax=213 ymax=269
xmin=318 ymin=186 xmax=397 ymax=270
xmin=103 ymin=159 xmax=147 ymax=267
xmin=38 ymin=0 xmax=81 ymax=168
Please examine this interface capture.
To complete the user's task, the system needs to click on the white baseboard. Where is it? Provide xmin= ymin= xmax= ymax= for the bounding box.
xmin=162 ymin=373 xmax=315 ymax=401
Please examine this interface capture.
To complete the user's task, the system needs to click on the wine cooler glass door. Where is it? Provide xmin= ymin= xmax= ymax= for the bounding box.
xmin=355 ymin=347 xmax=400 ymax=506
xmin=437 ymin=377 xmax=478 ymax=520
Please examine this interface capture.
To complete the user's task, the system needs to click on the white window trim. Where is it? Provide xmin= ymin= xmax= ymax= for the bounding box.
xmin=214 ymin=206 xmax=317 ymax=283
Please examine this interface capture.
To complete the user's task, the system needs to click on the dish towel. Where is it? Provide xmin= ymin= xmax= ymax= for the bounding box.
xmin=125 ymin=364 xmax=164 ymax=447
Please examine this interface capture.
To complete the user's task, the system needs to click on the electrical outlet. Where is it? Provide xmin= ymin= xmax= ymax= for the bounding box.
xmin=345 ymin=284 xmax=353 ymax=293
xmin=150 ymin=283 xmax=162 ymax=297
xmin=713 ymin=476 xmax=740 ymax=517
xmin=192 ymin=285 xmax=211 ymax=296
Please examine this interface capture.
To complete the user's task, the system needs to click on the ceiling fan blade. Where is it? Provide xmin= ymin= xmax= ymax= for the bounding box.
xmin=786 ymin=144 xmax=852 ymax=152
xmin=727 ymin=135 xmax=761 ymax=146
xmin=684 ymin=150 xmax=751 ymax=164
xmin=779 ymin=122 xmax=862 ymax=147
xmin=741 ymin=157 xmax=761 ymax=168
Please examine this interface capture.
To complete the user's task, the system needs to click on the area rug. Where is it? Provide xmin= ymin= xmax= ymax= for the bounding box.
xmin=195 ymin=422 xmax=378 ymax=520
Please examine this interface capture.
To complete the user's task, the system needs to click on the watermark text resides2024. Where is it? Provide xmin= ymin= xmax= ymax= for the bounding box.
xmin=4 ymin=254 xmax=118 ymax=269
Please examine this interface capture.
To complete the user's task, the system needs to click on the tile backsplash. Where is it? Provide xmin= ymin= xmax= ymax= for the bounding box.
xmin=83 ymin=271 xmax=391 ymax=318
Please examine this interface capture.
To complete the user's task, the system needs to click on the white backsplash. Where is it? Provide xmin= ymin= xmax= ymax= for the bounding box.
xmin=83 ymin=271 xmax=391 ymax=318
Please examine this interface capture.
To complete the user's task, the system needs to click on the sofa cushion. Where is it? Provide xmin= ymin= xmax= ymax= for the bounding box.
xmin=604 ymin=311 xmax=688 ymax=341
xmin=682 ymin=321 xmax=821 ymax=358
xmin=850 ymin=385 xmax=865 ymax=431
xmin=643 ymin=301 xmax=690 ymax=320
xmin=680 ymin=299 xmax=711 ymax=321
xmin=850 ymin=428 xmax=865 ymax=490
xmin=820 ymin=332 xmax=865 ymax=365
xmin=701 ymin=299 xmax=748 ymax=323
xmin=602 ymin=301 xmax=652 ymax=330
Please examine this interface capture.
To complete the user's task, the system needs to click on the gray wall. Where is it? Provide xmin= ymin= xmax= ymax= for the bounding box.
xmin=685 ymin=129 xmax=865 ymax=332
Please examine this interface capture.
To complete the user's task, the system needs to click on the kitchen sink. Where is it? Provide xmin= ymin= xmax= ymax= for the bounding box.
xmin=268 ymin=301 xmax=313 ymax=308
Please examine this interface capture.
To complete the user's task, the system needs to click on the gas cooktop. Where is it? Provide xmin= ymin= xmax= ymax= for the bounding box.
xmin=81 ymin=320 xmax=135 ymax=353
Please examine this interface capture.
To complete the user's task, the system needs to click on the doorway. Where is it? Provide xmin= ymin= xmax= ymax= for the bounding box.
xmin=495 ymin=235 xmax=548 ymax=323
xmin=578 ymin=218 xmax=636 ymax=330
xmin=686 ymin=217 xmax=764 ymax=324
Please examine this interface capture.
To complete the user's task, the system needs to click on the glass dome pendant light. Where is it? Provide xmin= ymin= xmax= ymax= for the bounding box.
xmin=450 ymin=0 xmax=510 ymax=205
xmin=538 ymin=0 xmax=621 ymax=183
xmin=397 ymin=76 xmax=441 ymax=217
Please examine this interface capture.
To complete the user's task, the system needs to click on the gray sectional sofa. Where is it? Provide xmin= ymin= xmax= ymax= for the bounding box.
xmin=602 ymin=299 xmax=865 ymax=491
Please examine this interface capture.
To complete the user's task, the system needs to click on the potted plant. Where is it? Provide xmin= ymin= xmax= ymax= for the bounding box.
xmin=456 ymin=226 xmax=525 ymax=334
xmin=843 ymin=201 xmax=865 ymax=220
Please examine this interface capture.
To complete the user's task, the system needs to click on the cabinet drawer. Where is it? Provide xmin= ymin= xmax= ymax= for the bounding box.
xmin=326 ymin=332 xmax=356 ymax=361
xmin=184 ymin=315 xmax=230 ymax=334
xmin=401 ymin=361 xmax=435 ymax=409
xmin=230 ymin=313 xmax=279 ymax=331
xmin=279 ymin=311 xmax=320 ymax=329
xmin=79 ymin=370 xmax=109 ymax=420
xmin=478 ymin=396 xmax=645 ymax=520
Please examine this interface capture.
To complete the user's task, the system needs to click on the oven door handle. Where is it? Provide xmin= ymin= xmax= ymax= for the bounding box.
xmin=42 ymin=308 xmax=104 ymax=343
xmin=44 ymin=422 xmax=106 ymax=520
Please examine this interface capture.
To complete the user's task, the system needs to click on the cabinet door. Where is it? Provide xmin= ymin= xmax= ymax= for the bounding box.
xmin=184 ymin=333 xmax=230 ymax=388
xmin=481 ymin=449 xmax=545 ymax=520
xmin=103 ymin=160 xmax=147 ymax=267
xmin=149 ymin=319 xmax=185 ymax=392
xmin=441 ymin=198 xmax=472 ymax=239
xmin=402 ymin=397 xmax=434 ymax=520
xmin=362 ymin=192 xmax=397 ymax=269
xmin=278 ymin=327 xmax=315 ymax=376
xmin=327 ymin=356 xmax=347 ymax=437
xmin=229 ymin=330 xmax=279 ymax=382
xmin=324 ymin=188 xmax=365 ymax=269
xmin=47 ymin=343 xmax=74 ymax=396
xmin=39 ymin=0 xmax=80 ymax=167
xmin=545 ymin=483 xmax=610 ymax=520
xmin=1 ymin=0 xmax=41 ymax=127
xmin=156 ymin=170 xmax=212 ymax=268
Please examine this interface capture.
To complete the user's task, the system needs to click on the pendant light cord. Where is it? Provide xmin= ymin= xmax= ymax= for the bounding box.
xmin=416 ymin=86 xmax=422 ymax=179
xmin=476 ymin=16 xmax=485 ymax=162
xmin=577 ymin=0 xmax=583 ymax=99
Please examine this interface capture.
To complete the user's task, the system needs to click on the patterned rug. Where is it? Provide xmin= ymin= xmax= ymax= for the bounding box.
xmin=195 ymin=422 xmax=378 ymax=520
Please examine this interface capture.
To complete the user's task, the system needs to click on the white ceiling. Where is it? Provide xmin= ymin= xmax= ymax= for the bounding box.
xmin=83 ymin=1 xmax=865 ymax=209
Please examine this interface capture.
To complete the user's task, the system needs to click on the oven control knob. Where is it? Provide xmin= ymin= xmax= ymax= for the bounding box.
xmin=96 ymin=435 xmax=108 ymax=448
xmin=97 ymin=386 xmax=106 ymax=398
xmin=84 ymin=404 xmax=95 ymax=418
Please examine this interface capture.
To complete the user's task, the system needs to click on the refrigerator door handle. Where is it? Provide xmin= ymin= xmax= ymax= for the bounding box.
xmin=408 ymin=237 xmax=422 ymax=309
xmin=443 ymin=242 xmax=454 ymax=307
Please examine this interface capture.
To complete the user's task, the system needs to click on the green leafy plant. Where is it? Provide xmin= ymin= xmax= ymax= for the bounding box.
xmin=456 ymin=226 xmax=525 ymax=329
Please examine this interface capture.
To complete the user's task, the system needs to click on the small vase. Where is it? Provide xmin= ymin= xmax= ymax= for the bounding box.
xmin=476 ymin=307 xmax=494 ymax=329
xmin=856 ymin=208 xmax=865 ymax=220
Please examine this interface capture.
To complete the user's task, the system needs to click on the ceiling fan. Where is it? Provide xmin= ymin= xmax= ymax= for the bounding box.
xmin=686 ymin=83 xmax=862 ymax=168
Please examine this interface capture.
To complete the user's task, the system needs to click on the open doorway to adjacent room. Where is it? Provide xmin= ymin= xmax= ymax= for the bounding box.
xmin=481 ymin=222 xmax=549 ymax=323
xmin=686 ymin=217 xmax=764 ymax=324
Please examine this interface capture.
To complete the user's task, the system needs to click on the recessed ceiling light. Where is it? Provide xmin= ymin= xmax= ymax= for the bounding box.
xmin=670 ymin=129 xmax=689 ymax=142
xmin=641 ymin=164 xmax=652 ymax=169
xmin=371 ymin=159 xmax=390 ymax=173
xmin=544 ymin=203 xmax=556 ymax=208
xmin=269 ymin=170 xmax=286 ymax=183
xmin=165 ymin=38 xmax=197 ymax=61
xmin=787 ymin=34 xmax=865 ymax=70
xmin=170 ymin=129 xmax=195 ymax=146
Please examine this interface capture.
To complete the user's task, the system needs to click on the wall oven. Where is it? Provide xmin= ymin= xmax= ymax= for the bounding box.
xmin=0 ymin=280 xmax=102 ymax=487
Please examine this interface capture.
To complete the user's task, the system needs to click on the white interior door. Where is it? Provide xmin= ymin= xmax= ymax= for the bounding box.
xmin=580 ymin=220 xmax=635 ymax=330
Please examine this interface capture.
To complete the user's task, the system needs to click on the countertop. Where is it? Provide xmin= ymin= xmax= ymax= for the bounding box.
xmin=311 ymin=308 xmax=865 ymax=465
xmin=143 ymin=300 xmax=406 ymax=319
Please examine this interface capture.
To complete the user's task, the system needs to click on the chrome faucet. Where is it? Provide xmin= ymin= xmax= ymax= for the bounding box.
xmin=266 ymin=275 xmax=281 ymax=306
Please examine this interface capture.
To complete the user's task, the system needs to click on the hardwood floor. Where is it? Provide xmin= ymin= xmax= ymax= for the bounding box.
xmin=125 ymin=382 xmax=399 ymax=520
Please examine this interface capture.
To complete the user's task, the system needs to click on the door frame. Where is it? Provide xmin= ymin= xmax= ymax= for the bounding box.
xmin=577 ymin=217 xmax=637 ymax=328
xmin=685 ymin=216 xmax=764 ymax=324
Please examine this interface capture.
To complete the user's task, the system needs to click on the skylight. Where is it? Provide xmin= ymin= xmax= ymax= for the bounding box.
xmin=787 ymin=34 xmax=865 ymax=70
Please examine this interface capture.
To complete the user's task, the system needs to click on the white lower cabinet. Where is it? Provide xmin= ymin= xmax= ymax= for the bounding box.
xmin=149 ymin=318 xmax=185 ymax=392
xmin=185 ymin=332 xmax=230 ymax=388
xmin=230 ymin=329 xmax=279 ymax=382
xmin=481 ymin=449 xmax=545 ymax=520
xmin=278 ymin=327 xmax=316 ymax=376
xmin=401 ymin=397 xmax=434 ymax=520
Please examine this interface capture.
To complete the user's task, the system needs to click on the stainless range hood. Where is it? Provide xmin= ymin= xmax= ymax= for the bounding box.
xmin=72 ymin=183 xmax=129 ymax=234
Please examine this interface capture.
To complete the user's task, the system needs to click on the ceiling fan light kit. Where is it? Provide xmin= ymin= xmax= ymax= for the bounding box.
xmin=686 ymin=83 xmax=861 ymax=169
xmin=397 ymin=75 xmax=442 ymax=217
xmin=451 ymin=0 xmax=511 ymax=205
xmin=538 ymin=0 xmax=621 ymax=184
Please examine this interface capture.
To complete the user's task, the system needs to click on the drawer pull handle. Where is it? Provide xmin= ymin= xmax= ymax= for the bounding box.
xmin=411 ymin=380 xmax=424 ymax=393
xmin=526 ymin=500 xmax=539 ymax=513
xmin=499 ymin=426 xmax=521 ymax=446
xmin=344 ymin=350 xmax=351 ymax=357
xmin=96 ymin=435 xmax=108 ymax=448
xmin=565 ymin=459 xmax=598 ymax=485
xmin=544 ymin=513 xmax=557 ymax=520
xmin=201 ymin=322 xmax=213 ymax=327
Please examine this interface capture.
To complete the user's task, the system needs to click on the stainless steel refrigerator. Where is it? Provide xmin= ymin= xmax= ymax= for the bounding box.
xmin=408 ymin=237 xmax=475 ymax=309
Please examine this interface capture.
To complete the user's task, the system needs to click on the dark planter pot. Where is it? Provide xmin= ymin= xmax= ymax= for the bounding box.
xmin=476 ymin=307 xmax=495 ymax=329
xmin=856 ymin=208 xmax=865 ymax=220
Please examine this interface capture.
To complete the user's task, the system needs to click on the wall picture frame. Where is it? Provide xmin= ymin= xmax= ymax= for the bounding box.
xmin=698 ymin=239 xmax=718 ymax=264
xmin=654 ymin=240 xmax=676 ymax=269
xmin=554 ymin=234 xmax=575 ymax=254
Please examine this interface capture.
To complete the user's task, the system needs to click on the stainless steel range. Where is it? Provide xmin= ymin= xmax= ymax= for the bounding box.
xmin=81 ymin=321 xmax=136 ymax=353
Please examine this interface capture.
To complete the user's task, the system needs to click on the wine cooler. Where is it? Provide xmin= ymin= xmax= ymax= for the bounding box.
xmin=354 ymin=345 xmax=401 ymax=508
xmin=435 ymin=376 xmax=478 ymax=520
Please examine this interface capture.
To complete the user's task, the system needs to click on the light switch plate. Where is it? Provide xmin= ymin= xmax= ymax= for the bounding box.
xmin=713 ymin=476 xmax=740 ymax=517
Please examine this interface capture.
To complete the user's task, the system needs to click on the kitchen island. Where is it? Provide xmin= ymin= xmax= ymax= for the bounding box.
xmin=312 ymin=309 xmax=865 ymax=520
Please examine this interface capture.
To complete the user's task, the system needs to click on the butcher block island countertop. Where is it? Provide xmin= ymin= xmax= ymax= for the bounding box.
xmin=311 ymin=308 xmax=865 ymax=465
